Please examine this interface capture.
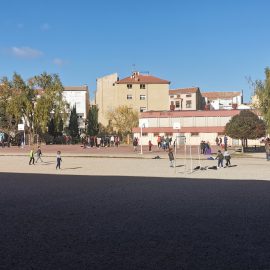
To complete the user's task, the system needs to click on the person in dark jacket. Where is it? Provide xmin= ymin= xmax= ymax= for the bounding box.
xmin=56 ymin=151 xmax=62 ymax=169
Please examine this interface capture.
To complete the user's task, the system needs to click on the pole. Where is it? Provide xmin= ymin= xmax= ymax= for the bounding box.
xmin=190 ymin=143 xmax=192 ymax=173
xmin=23 ymin=130 xmax=26 ymax=148
xmin=140 ymin=125 xmax=143 ymax=154
xmin=174 ymin=137 xmax=177 ymax=173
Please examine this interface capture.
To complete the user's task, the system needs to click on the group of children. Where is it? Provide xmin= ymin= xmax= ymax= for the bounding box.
xmin=29 ymin=147 xmax=62 ymax=169
xmin=167 ymin=147 xmax=232 ymax=169
xmin=216 ymin=150 xmax=231 ymax=168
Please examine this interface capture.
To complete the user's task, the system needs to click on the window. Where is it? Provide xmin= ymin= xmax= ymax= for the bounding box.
xmin=191 ymin=132 xmax=199 ymax=136
xmin=140 ymin=107 xmax=146 ymax=112
xmin=127 ymin=84 xmax=132 ymax=89
xmin=186 ymin=94 xmax=192 ymax=97
xmin=140 ymin=95 xmax=146 ymax=100
xmin=170 ymin=95 xmax=174 ymax=98
xmin=127 ymin=94 xmax=132 ymax=100
xmin=154 ymin=133 xmax=159 ymax=136
xmin=186 ymin=100 xmax=192 ymax=108
xmin=165 ymin=133 xmax=173 ymax=136
xmin=142 ymin=133 xmax=148 ymax=136
xmin=175 ymin=101 xmax=180 ymax=108
xmin=140 ymin=84 xmax=145 ymax=89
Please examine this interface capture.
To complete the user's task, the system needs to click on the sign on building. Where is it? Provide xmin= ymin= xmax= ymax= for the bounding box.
xmin=18 ymin=124 xmax=25 ymax=131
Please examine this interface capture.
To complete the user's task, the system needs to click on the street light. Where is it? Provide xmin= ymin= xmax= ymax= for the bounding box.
xmin=139 ymin=119 xmax=149 ymax=155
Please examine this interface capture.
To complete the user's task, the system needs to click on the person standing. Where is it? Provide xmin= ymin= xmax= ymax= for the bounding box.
xmin=219 ymin=137 xmax=222 ymax=147
xmin=168 ymin=146 xmax=175 ymax=167
xmin=157 ymin=135 xmax=161 ymax=148
xmin=29 ymin=148 xmax=35 ymax=165
xmin=133 ymin=137 xmax=138 ymax=152
xmin=224 ymin=135 xmax=228 ymax=151
xmin=224 ymin=150 xmax=231 ymax=167
xmin=216 ymin=150 xmax=224 ymax=168
xmin=148 ymin=140 xmax=153 ymax=152
xmin=56 ymin=151 xmax=62 ymax=169
xmin=35 ymin=146 xmax=43 ymax=163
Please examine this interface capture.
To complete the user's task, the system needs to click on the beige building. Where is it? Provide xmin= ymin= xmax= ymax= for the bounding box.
xmin=95 ymin=72 xmax=170 ymax=126
xmin=169 ymin=87 xmax=204 ymax=111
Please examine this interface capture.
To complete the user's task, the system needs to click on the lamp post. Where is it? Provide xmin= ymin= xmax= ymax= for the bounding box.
xmin=140 ymin=123 xmax=144 ymax=155
xmin=173 ymin=122 xmax=181 ymax=171
xmin=139 ymin=119 xmax=149 ymax=155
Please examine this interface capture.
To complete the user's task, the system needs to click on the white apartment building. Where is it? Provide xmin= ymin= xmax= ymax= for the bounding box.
xmin=63 ymin=85 xmax=90 ymax=132
xmin=202 ymin=91 xmax=243 ymax=110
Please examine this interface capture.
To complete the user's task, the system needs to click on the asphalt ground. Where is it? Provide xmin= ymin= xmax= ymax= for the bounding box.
xmin=1 ymin=173 xmax=270 ymax=270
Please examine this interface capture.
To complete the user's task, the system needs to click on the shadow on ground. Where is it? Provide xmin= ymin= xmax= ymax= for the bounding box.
xmin=1 ymin=173 xmax=270 ymax=270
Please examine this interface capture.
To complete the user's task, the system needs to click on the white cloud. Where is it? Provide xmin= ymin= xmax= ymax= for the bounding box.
xmin=41 ymin=23 xmax=50 ymax=31
xmin=53 ymin=58 xmax=66 ymax=66
xmin=11 ymin=46 xmax=43 ymax=59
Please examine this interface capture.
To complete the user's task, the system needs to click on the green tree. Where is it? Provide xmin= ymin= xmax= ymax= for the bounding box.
xmin=0 ymin=72 xmax=68 ymax=144
xmin=254 ymin=67 xmax=270 ymax=134
xmin=87 ymin=105 xmax=99 ymax=136
xmin=31 ymin=72 xmax=68 ymax=135
xmin=225 ymin=110 xmax=266 ymax=147
xmin=48 ymin=118 xmax=55 ymax=137
xmin=68 ymin=106 xmax=79 ymax=140
xmin=107 ymin=105 xmax=139 ymax=139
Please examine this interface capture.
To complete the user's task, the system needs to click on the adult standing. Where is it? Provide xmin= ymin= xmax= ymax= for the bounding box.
xmin=224 ymin=135 xmax=228 ymax=150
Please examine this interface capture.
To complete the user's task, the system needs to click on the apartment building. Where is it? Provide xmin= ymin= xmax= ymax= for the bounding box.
xmin=95 ymin=72 xmax=170 ymax=126
xmin=169 ymin=87 xmax=204 ymax=111
xmin=63 ymin=85 xmax=90 ymax=132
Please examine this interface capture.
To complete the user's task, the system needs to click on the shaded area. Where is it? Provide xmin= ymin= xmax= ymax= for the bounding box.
xmin=0 ymin=173 xmax=270 ymax=269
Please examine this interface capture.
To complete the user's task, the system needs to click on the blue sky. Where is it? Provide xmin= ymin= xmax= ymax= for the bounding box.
xmin=1 ymin=0 xmax=270 ymax=102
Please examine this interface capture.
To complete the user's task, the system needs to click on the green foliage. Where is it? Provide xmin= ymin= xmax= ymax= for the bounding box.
xmin=0 ymin=72 xmax=68 ymax=143
xmin=87 ymin=105 xmax=99 ymax=136
xmin=106 ymin=105 xmax=139 ymax=137
xmin=225 ymin=110 xmax=266 ymax=146
xmin=254 ymin=67 xmax=270 ymax=134
xmin=68 ymin=106 xmax=79 ymax=139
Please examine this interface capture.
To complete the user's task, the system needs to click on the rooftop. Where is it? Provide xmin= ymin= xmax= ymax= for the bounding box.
xmin=202 ymin=91 xmax=241 ymax=99
xmin=116 ymin=71 xmax=170 ymax=85
xmin=169 ymin=87 xmax=199 ymax=95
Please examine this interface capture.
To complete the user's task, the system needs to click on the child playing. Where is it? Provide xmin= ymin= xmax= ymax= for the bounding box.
xmin=56 ymin=151 xmax=62 ymax=169
xmin=29 ymin=148 xmax=35 ymax=165
xmin=216 ymin=150 xmax=224 ymax=168
xmin=168 ymin=147 xmax=175 ymax=167
xmin=224 ymin=150 xmax=231 ymax=167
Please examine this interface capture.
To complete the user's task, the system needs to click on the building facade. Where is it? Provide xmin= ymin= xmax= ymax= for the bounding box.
xmin=202 ymin=91 xmax=243 ymax=110
xmin=95 ymin=72 xmax=170 ymax=126
xmin=169 ymin=87 xmax=204 ymax=111
xmin=133 ymin=110 xmax=260 ymax=146
xmin=63 ymin=85 xmax=90 ymax=132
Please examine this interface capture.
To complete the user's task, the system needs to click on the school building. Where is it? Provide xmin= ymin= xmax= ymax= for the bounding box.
xmin=132 ymin=109 xmax=261 ymax=146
